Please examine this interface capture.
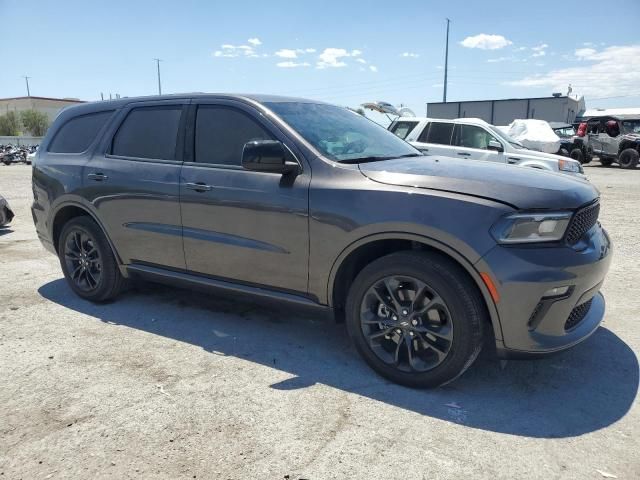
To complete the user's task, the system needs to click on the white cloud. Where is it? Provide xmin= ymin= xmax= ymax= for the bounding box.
xmin=317 ymin=48 xmax=351 ymax=68
xmin=213 ymin=41 xmax=260 ymax=58
xmin=460 ymin=34 xmax=512 ymax=50
xmin=507 ymin=45 xmax=640 ymax=98
xmin=369 ymin=65 xmax=378 ymax=72
xmin=248 ymin=38 xmax=262 ymax=46
xmin=305 ymin=48 xmax=316 ymax=53
xmin=401 ymin=52 xmax=420 ymax=58
xmin=275 ymin=49 xmax=298 ymax=58
xmin=355 ymin=58 xmax=367 ymax=64
xmin=515 ymin=46 xmax=527 ymax=52
xmin=351 ymin=49 xmax=362 ymax=57
xmin=276 ymin=61 xmax=310 ymax=68
xmin=575 ymin=47 xmax=597 ymax=59
xmin=531 ymin=43 xmax=548 ymax=57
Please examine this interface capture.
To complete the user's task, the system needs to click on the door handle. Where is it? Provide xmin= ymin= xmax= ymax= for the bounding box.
xmin=507 ymin=157 xmax=520 ymax=164
xmin=87 ymin=172 xmax=108 ymax=181
xmin=457 ymin=152 xmax=471 ymax=156
xmin=185 ymin=182 xmax=213 ymax=192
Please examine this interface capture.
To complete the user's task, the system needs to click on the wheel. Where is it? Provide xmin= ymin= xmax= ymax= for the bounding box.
xmin=2 ymin=160 xmax=10 ymax=166
xmin=0 ymin=208 xmax=6 ymax=226
xmin=600 ymin=157 xmax=613 ymax=167
xmin=345 ymin=251 xmax=485 ymax=388
xmin=570 ymin=148 xmax=585 ymax=163
xmin=558 ymin=148 xmax=569 ymax=157
xmin=618 ymin=148 xmax=639 ymax=169
xmin=58 ymin=216 xmax=123 ymax=302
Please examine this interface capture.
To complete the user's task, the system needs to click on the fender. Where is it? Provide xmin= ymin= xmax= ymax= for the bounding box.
xmin=326 ymin=231 xmax=504 ymax=341
xmin=49 ymin=197 xmax=127 ymax=273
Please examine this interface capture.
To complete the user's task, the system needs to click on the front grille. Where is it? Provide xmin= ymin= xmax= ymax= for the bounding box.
xmin=565 ymin=200 xmax=600 ymax=245
xmin=564 ymin=298 xmax=593 ymax=331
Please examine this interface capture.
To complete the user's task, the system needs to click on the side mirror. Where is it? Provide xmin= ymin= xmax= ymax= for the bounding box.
xmin=488 ymin=140 xmax=504 ymax=152
xmin=242 ymin=140 xmax=300 ymax=175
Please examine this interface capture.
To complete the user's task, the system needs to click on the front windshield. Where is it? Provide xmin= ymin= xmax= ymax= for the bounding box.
xmin=487 ymin=124 xmax=527 ymax=149
xmin=264 ymin=102 xmax=420 ymax=162
xmin=622 ymin=120 xmax=640 ymax=134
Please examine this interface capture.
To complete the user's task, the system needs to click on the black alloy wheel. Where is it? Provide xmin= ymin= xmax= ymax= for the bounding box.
xmin=360 ymin=275 xmax=453 ymax=373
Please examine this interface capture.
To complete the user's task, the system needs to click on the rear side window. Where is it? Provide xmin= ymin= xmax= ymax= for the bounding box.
xmin=419 ymin=122 xmax=454 ymax=145
xmin=389 ymin=121 xmax=418 ymax=140
xmin=48 ymin=111 xmax=114 ymax=153
xmin=195 ymin=106 xmax=272 ymax=166
xmin=112 ymin=106 xmax=182 ymax=160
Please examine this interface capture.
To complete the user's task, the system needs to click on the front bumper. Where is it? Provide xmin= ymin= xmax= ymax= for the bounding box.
xmin=477 ymin=224 xmax=612 ymax=355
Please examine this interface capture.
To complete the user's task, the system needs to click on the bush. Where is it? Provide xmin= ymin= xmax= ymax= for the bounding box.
xmin=0 ymin=111 xmax=21 ymax=136
xmin=20 ymin=109 xmax=49 ymax=136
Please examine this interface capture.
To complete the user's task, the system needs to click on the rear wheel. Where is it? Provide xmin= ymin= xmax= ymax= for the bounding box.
xmin=600 ymin=157 xmax=614 ymax=167
xmin=570 ymin=148 xmax=585 ymax=164
xmin=618 ymin=148 xmax=639 ymax=169
xmin=58 ymin=216 xmax=123 ymax=302
xmin=345 ymin=251 xmax=485 ymax=388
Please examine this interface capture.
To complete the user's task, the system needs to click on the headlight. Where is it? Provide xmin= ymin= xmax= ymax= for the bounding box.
xmin=491 ymin=212 xmax=572 ymax=244
xmin=558 ymin=158 xmax=583 ymax=173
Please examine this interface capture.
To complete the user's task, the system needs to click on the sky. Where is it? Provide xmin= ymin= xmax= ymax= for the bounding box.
xmin=1 ymin=0 xmax=639 ymax=120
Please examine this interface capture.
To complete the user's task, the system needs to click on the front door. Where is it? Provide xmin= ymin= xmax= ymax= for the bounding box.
xmin=84 ymin=100 xmax=188 ymax=270
xmin=179 ymin=100 xmax=310 ymax=293
xmin=450 ymin=124 xmax=503 ymax=163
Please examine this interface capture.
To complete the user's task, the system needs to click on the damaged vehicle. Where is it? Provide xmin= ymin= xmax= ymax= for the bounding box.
xmin=0 ymin=195 xmax=14 ymax=227
xmin=389 ymin=117 xmax=585 ymax=177
xmin=33 ymin=94 xmax=611 ymax=388
xmin=579 ymin=115 xmax=640 ymax=169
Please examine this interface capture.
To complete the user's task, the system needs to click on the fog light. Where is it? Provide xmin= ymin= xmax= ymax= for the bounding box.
xmin=542 ymin=286 xmax=571 ymax=298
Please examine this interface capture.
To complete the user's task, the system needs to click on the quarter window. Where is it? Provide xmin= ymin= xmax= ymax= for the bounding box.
xmin=419 ymin=122 xmax=454 ymax=145
xmin=453 ymin=125 xmax=499 ymax=150
xmin=111 ymin=106 xmax=182 ymax=160
xmin=389 ymin=121 xmax=418 ymax=140
xmin=195 ymin=106 xmax=272 ymax=165
xmin=48 ymin=111 xmax=114 ymax=153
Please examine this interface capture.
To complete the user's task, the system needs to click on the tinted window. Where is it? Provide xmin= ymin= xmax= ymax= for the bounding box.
xmin=453 ymin=124 xmax=499 ymax=150
xmin=48 ymin=111 xmax=114 ymax=153
xmin=389 ymin=121 xmax=418 ymax=140
xmin=195 ymin=106 xmax=272 ymax=165
xmin=112 ymin=106 xmax=182 ymax=160
xmin=419 ymin=122 xmax=454 ymax=144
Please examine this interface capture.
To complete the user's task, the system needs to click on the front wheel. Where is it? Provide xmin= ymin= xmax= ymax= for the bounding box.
xmin=345 ymin=251 xmax=485 ymax=388
xmin=618 ymin=148 xmax=639 ymax=169
xmin=58 ymin=216 xmax=123 ymax=302
xmin=570 ymin=148 xmax=585 ymax=164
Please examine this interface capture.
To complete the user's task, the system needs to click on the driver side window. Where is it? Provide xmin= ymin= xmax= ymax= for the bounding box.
xmin=453 ymin=124 xmax=499 ymax=150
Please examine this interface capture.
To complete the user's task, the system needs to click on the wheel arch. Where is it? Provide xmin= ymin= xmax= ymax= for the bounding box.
xmin=327 ymin=232 xmax=503 ymax=342
xmin=50 ymin=202 xmax=124 ymax=267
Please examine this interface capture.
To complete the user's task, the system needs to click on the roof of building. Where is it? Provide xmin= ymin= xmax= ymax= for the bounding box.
xmin=0 ymin=96 xmax=85 ymax=103
xmin=427 ymin=95 xmax=581 ymax=105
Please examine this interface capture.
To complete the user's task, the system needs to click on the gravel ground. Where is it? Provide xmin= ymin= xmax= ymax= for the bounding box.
xmin=0 ymin=163 xmax=638 ymax=480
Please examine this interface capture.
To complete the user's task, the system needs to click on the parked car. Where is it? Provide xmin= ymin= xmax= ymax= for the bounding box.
xmin=578 ymin=115 xmax=640 ymax=169
xmin=389 ymin=117 xmax=585 ymax=176
xmin=0 ymin=195 xmax=14 ymax=226
xmin=32 ymin=94 xmax=611 ymax=388
xmin=0 ymin=144 xmax=36 ymax=165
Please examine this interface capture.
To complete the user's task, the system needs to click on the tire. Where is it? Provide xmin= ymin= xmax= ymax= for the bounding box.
xmin=569 ymin=148 xmax=585 ymax=164
xmin=618 ymin=148 xmax=639 ymax=169
xmin=600 ymin=157 xmax=613 ymax=167
xmin=58 ymin=216 xmax=123 ymax=302
xmin=345 ymin=251 xmax=485 ymax=388
xmin=0 ymin=208 xmax=6 ymax=227
xmin=558 ymin=148 xmax=569 ymax=157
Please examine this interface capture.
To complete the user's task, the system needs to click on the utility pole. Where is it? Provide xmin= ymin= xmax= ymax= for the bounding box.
xmin=443 ymin=18 xmax=450 ymax=102
xmin=23 ymin=76 xmax=31 ymax=97
xmin=153 ymin=58 xmax=163 ymax=95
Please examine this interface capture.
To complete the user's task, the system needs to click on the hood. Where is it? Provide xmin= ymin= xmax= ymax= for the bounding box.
xmin=514 ymin=148 xmax=569 ymax=161
xmin=358 ymin=156 xmax=598 ymax=210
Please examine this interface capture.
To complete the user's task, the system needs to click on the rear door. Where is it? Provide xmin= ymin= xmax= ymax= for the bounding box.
xmin=179 ymin=99 xmax=310 ymax=293
xmin=411 ymin=121 xmax=455 ymax=156
xmin=450 ymin=123 xmax=504 ymax=163
xmin=84 ymin=99 xmax=188 ymax=269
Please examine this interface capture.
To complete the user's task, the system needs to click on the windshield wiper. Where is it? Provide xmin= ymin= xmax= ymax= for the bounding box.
xmin=338 ymin=153 xmax=422 ymax=164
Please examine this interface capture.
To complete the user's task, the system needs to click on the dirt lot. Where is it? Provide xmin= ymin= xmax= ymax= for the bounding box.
xmin=0 ymin=163 xmax=638 ymax=479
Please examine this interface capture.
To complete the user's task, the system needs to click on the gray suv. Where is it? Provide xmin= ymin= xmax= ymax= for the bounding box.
xmin=32 ymin=94 xmax=612 ymax=388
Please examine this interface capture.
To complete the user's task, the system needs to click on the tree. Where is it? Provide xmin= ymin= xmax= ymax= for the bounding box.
xmin=20 ymin=109 xmax=49 ymax=136
xmin=0 ymin=111 xmax=21 ymax=136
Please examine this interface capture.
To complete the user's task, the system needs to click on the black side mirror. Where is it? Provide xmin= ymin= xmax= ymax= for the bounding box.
xmin=488 ymin=140 xmax=504 ymax=152
xmin=242 ymin=140 xmax=300 ymax=174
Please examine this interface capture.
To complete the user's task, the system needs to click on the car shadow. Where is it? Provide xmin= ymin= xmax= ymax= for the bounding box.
xmin=38 ymin=278 xmax=638 ymax=439
xmin=0 ymin=227 xmax=14 ymax=236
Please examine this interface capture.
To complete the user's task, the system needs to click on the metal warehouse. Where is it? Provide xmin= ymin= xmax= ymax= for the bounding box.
xmin=427 ymin=95 xmax=585 ymax=125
